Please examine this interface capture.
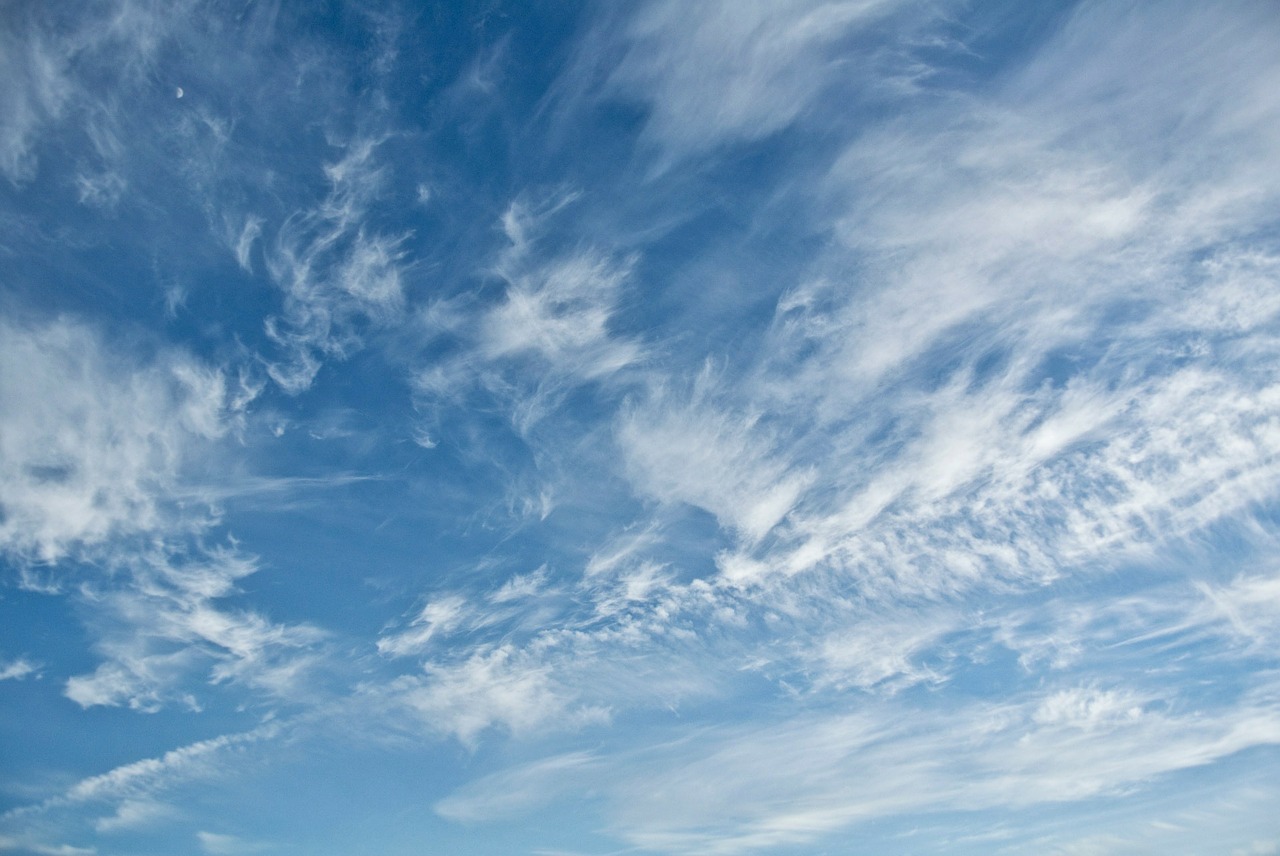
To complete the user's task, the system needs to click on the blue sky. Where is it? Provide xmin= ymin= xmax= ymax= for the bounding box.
xmin=3 ymin=0 xmax=1280 ymax=853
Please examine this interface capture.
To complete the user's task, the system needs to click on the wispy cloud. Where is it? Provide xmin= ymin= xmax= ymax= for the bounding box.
xmin=435 ymin=751 xmax=600 ymax=823
xmin=0 ymin=317 xmax=327 ymax=712
xmin=399 ymin=10 xmax=1280 ymax=851
xmin=380 ymin=644 xmax=610 ymax=746
xmin=619 ymin=361 xmax=812 ymax=546
xmin=413 ymin=194 xmax=643 ymax=443
xmin=572 ymin=0 xmax=921 ymax=166
xmin=482 ymin=199 xmax=641 ymax=380
xmin=0 ymin=0 xmax=205 ymax=189
xmin=446 ymin=684 xmax=1280 ymax=855
xmin=602 ymin=0 xmax=1280 ymax=606
xmin=0 ymin=318 xmax=245 ymax=567
xmin=3 ymin=724 xmax=279 ymax=837
xmin=63 ymin=548 xmax=327 ymax=711
xmin=376 ymin=594 xmax=469 ymax=657
xmin=4 ymin=1 xmax=1280 ymax=854
xmin=195 ymin=830 xmax=272 ymax=855
xmin=262 ymin=137 xmax=409 ymax=393
xmin=0 ymin=837 xmax=95 ymax=856
xmin=0 ymin=19 xmax=76 ymax=182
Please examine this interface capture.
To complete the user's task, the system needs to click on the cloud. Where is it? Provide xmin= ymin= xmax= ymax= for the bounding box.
xmin=4 ymin=2 xmax=1280 ymax=854
xmin=808 ymin=608 xmax=955 ymax=692
xmin=92 ymin=799 xmax=174 ymax=833
xmin=396 ymin=25 xmax=1280 ymax=854
xmin=0 ymin=839 xmax=96 ymax=856
xmin=582 ymin=0 xmax=914 ymax=164
xmin=618 ymin=363 xmax=811 ymax=545
xmin=435 ymin=752 xmax=600 ymax=823
xmin=412 ymin=195 xmax=643 ymax=443
xmin=196 ymin=831 xmax=271 ymax=855
xmin=74 ymin=171 xmax=126 ymax=208
xmin=0 ymin=317 xmax=324 ymax=712
xmin=3 ymin=725 xmax=279 ymax=836
xmin=594 ymin=0 xmax=1280 ymax=607
xmin=585 ymin=689 xmax=1280 ymax=854
xmin=0 ymin=317 xmax=244 ymax=567
xmin=61 ymin=728 xmax=276 ymax=806
xmin=262 ymin=137 xmax=409 ymax=393
xmin=1234 ymin=841 xmax=1280 ymax=856
xmin=1031 ymin=687 xmax=1146 ymax=730
xmin=0 ymin=0 xmax=412 ymax=398
xmin=0 ymin=0 xmax=200 ymax=185
xmin=389 ymin=644 xmax=609 ymax=746
xmin=228 ymin=22 xmax=1280 ymax=856
xmin=62 ymin=546 xmax=327 ymax=711
xmin=376 ymin=594 xmax=469 ymax=657
xmin=482 ymin=201 xmax=640 ymax=380
xmin=0 ymin=25 xmax=73 ymax=182
xmin=0 ymin=658 xmax=39 ymax=682
xmin=1196 ymin=573 xmax=1280 ymax=649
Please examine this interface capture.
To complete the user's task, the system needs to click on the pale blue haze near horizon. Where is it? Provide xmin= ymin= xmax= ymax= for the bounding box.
xmin=3 ymin=1 xmax=1280 ymax=854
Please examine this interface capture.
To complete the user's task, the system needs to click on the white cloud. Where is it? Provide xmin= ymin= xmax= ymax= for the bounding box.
xmin=92 ymin=799 xmax=174 ymax=833
xmin=64 ymin=652 xmax=201 ymax=713
xmin=393 ymin=644 xmax=609 ymax=746
xmin=482 ymin=197 xmax=641 ymax=383
xmin=987 ymin=567 xmax=1280 ymax=683
xmin=1234 ymin=841 xmax=1280 ymax=856
xmin=74 ymin=171 xmax=126 ymax=208
xmin=4 ymin=2 xmax=1280 ymax=853
xmin=489 ymin=566 xmax=550 ymax=604
xmin=65 ymin=728 xmax=275 ymax=804
xmin=619 ymin=363 xmax=811 ymax=545
xmin=482 ymin=243 xmax=639 ymax=379
xmin=1194 ymin=573 xmax=1280 ymax=650
xmin=262 ymin=137 xmax=408 ymax=392
xmin=63 ymin=549 xmax=326 ymax=711
xmin=377 ymin=594 xmax=469 ymax=657
xmin=809 ymin=609 xmax=955 ymax=692
xmin=583 ymin=526 xmax=660 ymax=580
xmin=3 ymin=725 xmax=279 ymax=833
xmin=196 ymin=831 xmax=270 ymax=855
xmin=0 ymin=318 xmax=321 ymax=712
xmin=412 ymin=11 xmax=1280 ymax=810
xmin=585 ymin=690 xmax=1280 ymax=854
xmin=0 ymin=318 xmax=241 ymax=566
xmin=0 ymin=29 xmax=73 ymax=182
xmin=593 ymin=0 xmax=909 ymax=163
xmin=0 ymin=658 xmax=39 ymax=682
xmin=232 ymin=216 xmax=263 ymax=272
xmin=0 ymin=0 xmax=196 ymax=185
xmin=390 ymin=26 xmax=1280 ymax=846
xmin=435 ymin=752 xmax=600 ymax=823
xmin=1032 ymin=687 xmax=1146 ymax=730
xmin=413 ymin=196 xmax=642 ymax=437
xmin=596 ymin=0 xmax=1280 ymax=608
xmin=0 ymin=839 xmax=96 ymax=856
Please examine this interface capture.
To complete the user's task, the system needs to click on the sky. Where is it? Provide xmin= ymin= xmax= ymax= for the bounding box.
xmin=2 ymin=0 xmax=1280 ymax=853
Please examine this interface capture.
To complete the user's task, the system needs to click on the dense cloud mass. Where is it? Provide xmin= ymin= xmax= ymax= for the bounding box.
xmin=2 ymin=1 xmax=1280 ymax=854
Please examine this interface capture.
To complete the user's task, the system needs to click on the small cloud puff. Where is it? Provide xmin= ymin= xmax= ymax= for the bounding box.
xmin=1032 ymin=687 xmax=1145 ymax=730
xmin=0 ymin=658 xmax=39 ymax=681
